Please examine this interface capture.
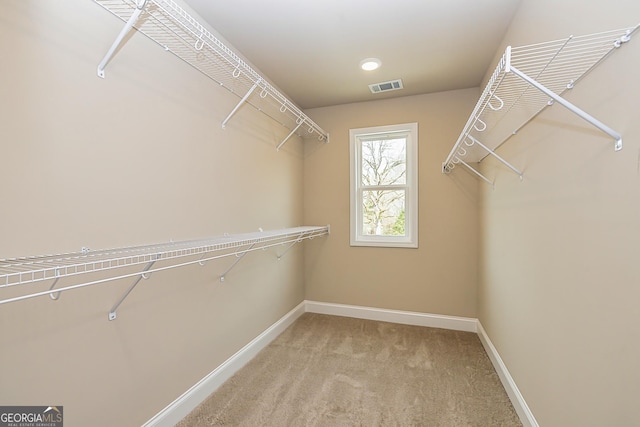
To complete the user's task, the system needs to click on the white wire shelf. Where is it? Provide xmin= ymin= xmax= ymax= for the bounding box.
xmin=0 ymin=226 xmax=329 ymax=318
xmin=93 ymin=0 xmax=329 ymax=150
xmin=443 ymin=24 xmax=639 ymax=186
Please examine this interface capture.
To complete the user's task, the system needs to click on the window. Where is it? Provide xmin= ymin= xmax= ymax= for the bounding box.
xmin=350 ymin=123 xmax=418 ymax=248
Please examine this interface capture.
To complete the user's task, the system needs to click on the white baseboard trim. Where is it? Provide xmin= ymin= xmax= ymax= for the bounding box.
xmin=144 ymin=300 xmax=535 ymax=427
xmin=142 ymin=301 xmax=307 ymax=427
xmin=304 ymin=300 xmax=478 ymax=333
xmin=477 ymin=321 xmax=539 ymax=427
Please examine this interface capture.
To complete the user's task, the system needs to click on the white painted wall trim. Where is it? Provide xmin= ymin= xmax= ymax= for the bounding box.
xmin=142 ymin=301 xmax=307 ymax=427
xmin=304 ymin=300 xmax=478 ymax=332
xmin=144 ymin=300 xmax=536 ymax=427
xmin=477 ymin=321 xmax=539 ymax=427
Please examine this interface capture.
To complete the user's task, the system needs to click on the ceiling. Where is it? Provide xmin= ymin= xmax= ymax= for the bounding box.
xmin=183 ymin=0 xmax=522 ymax=109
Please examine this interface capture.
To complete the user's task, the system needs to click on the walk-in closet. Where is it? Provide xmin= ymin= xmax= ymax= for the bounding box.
xmin=1 ymin=1 xmax=638 ymax=426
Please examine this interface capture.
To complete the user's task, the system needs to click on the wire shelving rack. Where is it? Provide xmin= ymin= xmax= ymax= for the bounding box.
xmin=442 ymin=24 xmax=639 ymax=186
xmin=93 ymin=0 xmax=329 ymax=150
xmin=0 ymin=226 xmax=329 ymax=319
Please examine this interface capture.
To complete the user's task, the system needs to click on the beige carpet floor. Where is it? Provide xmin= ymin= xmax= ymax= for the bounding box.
xmin=178 ymin=313 xmax=521 ymax=426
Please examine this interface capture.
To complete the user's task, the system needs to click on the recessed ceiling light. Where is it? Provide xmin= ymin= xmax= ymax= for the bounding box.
xmin=360 ymin=58 xmax=381 ymax=71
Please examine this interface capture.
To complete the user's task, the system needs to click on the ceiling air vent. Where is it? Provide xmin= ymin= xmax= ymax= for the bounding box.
xmin=369 ymin=79 xmax=404 ymax=94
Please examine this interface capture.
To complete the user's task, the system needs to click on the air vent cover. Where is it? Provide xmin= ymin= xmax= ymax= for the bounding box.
xmin=369 ymin=79 xmax=404 ymax=94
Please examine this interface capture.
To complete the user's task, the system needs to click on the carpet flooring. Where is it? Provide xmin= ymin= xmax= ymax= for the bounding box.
xmin=177 ymin=313 xmax=521 ymax=426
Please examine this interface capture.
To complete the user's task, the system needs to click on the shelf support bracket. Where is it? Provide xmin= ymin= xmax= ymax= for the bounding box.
xmin=277 ymin=120 xmax=304 ymax=151
xmin=454 ymin=158 xmax=494 ymax=187
xmin=219 ymin=242 xmax=257 ymax=282
xmin=222 ymin=82 xmax=259 ymax=129
xmin=467 ymin=135 xmax=523 ymax=179
xmin=97 ymin=0 xmax=147 ymax=79
xmin=276 ymin=233 xmax=305 ymax=260
xmin=108 ymin=258 xmax=157 ymax=321
xmin=509 ymin=65 xmax=623 ymax=151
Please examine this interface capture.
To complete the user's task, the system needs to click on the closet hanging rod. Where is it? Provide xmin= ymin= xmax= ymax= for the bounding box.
xmin=94 ymin=0 xmax=329 ymax=147
xmin=442 ymin=24 xmax=638 ymax=184
xmin=0 ymin=226 xmax=330 ymax=306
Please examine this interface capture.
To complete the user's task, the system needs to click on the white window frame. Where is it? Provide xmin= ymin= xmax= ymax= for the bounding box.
xmin=350 ymin=122 xmax=418 ymax=248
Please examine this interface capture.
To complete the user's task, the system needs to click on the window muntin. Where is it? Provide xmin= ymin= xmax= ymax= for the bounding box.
xmin=350 ymin=123 xmax=418 ymax=248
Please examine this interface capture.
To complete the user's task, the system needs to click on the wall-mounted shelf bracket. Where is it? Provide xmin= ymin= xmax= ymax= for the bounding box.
xmin=108 ymin=256 xmax=157 ymax=320
xmin=442 ymin=24 xmax=638 ymax=185
xmin=444 ymin=158 xmax=494 ymax=187
xmin=219 ymin=241 xmax=257 ymax=282
xmin=276 ymin=230 xmax=308 ymax=260
xmin=221 ymin=81 xmax=260 ymax=129
xmin=508 ymin=65 xmax=623 ymax=151
xmin=454 ymin=134 xmax=524 ymax=180
xmin=97 ymin=0 xmax=147 ymax=78
xmin=277 ymin=120 xmax=304 ymax=151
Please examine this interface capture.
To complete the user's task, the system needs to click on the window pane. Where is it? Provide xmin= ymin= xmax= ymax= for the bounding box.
xmin=362 ymin=189 xmax=405 ymax=236
xmin=360 ymin=137 xmax=406 ymax=186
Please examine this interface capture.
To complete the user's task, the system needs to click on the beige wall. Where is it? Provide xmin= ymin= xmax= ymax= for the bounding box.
xmin=303 ymin=89 xmax=480 ymax=317
xmin=0 ymin=1 xmax=308 ymax=425
xmin=6 ymin=1 xmax=636 ymax=426
xmin=477 ymin=0 xmax=640 ymax=425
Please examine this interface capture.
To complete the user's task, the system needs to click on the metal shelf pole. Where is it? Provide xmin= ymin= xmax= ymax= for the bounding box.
xmin=276 ymin=230 xmax=307 ymax=260
xmin=219 ymin=242 xmax=256 ymax=282
xmin=467 ymin=135 xmax=523 ymax=179
xmin=108 ymin=258 xmax=157 ymax=320
xmin=509 ymin=65 xmax=623 ymax=151
xmin=97 ymin=0 xmax=146 ymax=78
xmin=277 ymin=121 xmax=304 ymax=151
xmin=221 ymin=82 xmax=259 ymax=129
xmin=456 ymin=159 xmax=494 ymax=187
